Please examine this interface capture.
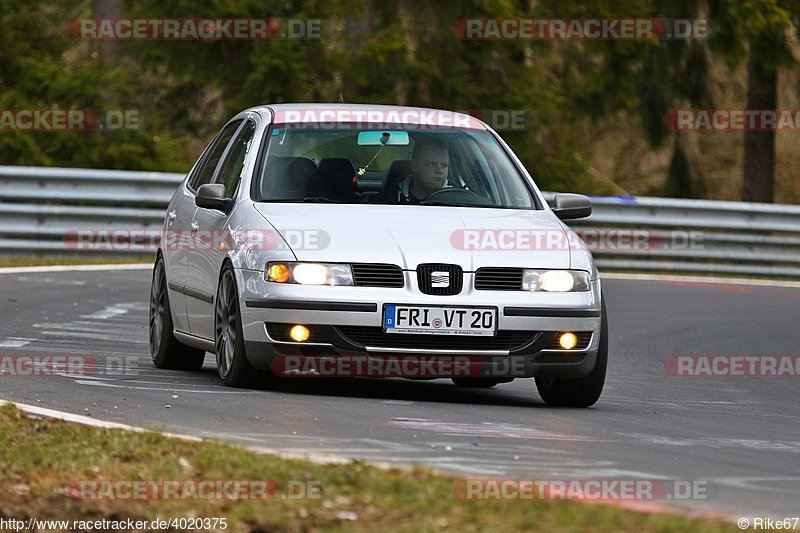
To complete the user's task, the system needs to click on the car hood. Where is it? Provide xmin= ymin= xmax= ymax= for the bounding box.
xmin=252 ymin=204 xmax=572 ymax=270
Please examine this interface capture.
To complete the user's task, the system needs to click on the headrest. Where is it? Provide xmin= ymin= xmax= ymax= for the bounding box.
xmin=315 ymin=158 xmax=359 ymax=201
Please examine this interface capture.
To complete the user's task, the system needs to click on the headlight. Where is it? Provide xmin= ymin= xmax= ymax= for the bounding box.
xmin=266 ymin=262 xmax=354 ymax=286
xmin=521 ymin=270 xmax=590 ymax=292
xmin=292 ymin=264 xmax=329 ymax=285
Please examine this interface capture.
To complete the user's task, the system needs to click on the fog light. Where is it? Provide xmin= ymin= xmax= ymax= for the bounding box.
xmin=289 ymin=325 xmax=310 ymax=342
xmin=558 ymin=332 xmax=578 ymax=350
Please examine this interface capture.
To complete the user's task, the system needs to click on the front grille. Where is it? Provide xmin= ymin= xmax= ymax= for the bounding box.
xmin=545 ymin=332 xmax=593 ymax=350
xmin=351 ymin=263 xmax=404 ymax=288
xmin=336 ymin=326 xmax=536 ymax=351
xmin=266 ymin=323 xmax=324 ymax=343
xmin=475 ymin=267 xmax=523 ymax=291
xmin=417 ymin=264 xmax=463 ymax=295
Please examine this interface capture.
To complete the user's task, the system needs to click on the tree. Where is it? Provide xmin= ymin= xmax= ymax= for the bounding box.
xmin=638 ymin=24 xmax=711 ymax=198
xmin=708 ymin=0 xmax=800 ymax=202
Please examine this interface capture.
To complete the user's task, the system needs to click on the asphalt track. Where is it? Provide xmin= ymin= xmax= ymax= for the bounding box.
xmin=1 ymin=266 xmax=798 ymax=519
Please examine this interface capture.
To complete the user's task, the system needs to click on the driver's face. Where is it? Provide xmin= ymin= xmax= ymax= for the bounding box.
xmin=411 ymin=146 xmax=449 ymax=196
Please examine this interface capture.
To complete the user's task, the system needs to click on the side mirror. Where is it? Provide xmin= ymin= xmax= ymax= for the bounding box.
xmin=195 ymin=183 xmax=231 ymax=212
xmin=552 ymin=193 xmax=592 ymax=220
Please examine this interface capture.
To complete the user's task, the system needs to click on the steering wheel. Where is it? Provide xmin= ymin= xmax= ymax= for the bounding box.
xmin=421 ymin=187 xmax=494 ymax=206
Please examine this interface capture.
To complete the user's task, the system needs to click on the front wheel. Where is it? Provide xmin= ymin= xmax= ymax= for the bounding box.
xmin=214 ymin=265 xmax=263 ymax=387
xmin=149 ymin=256 xmax=206 ymax=370
xmin=535 ymin=298 xmax=608 ymax=407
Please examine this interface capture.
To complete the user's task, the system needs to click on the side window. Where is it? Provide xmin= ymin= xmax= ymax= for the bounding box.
xmin=189 ymin=120 xmax=243 ymax=191
xmin=216 ymin=120 xmax=257 ymax=197
xmin=185 ymin=142 xmax=212 ymax=189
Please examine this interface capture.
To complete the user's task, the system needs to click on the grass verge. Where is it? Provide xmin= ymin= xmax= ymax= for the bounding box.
xmin=0 ymin=404 xmax=738 ymax=532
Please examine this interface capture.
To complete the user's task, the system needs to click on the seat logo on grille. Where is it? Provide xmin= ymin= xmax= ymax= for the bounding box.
xmin=431 ymin=271 xmax=450 ymax=287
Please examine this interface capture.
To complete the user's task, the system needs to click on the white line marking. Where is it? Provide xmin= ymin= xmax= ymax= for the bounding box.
xmin=0 ymin=346 xmax=143 ymax=358
xmin=36 ymin=331 xmax=145 ymax=344
xmin=423 ymin=462 xmax=506 ymax=475
xmin=1 ymin=401 xmax=141 ymax=430
xmin=55 ymin=373 xmax=117 ymax=380
xmin=81 ymin=303 xmax=142 ymax=320
xmin=0 ymin=399 xmax=200 ymax=442
xmin=34 ymin=323 xmax=138 ymax=334
xmin=601 ymin=272 xmax=800 ymax=288
xmin=0 ymin=338 xmax=36 ymax=348
xmin=121 ymin=379 xmax=211 ymax=385
xmin=15 ymin=276 xmax=86 ymax=285
xmin=0 ymin=398 xmax=375 ymax=467
xmin=388 ymin=418 xmax=605 ymax=441
xmin=710 ymin=477 xmax=800 ymax=491
xmin=0 ymin=264 xmax=152 ymax=274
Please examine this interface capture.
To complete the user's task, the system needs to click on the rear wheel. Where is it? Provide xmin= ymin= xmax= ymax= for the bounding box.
xmin=452 ymin=378 xmax=501 ymax=388
xmin=214 ymin=265 xmax=262 ymax=387
xmin=535 ymin=299 xmax=608 ymax=407
xmin=149 ymin=256 xmax=206 ymax=370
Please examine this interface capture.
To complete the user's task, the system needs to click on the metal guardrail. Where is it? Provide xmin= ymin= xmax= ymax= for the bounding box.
xmin=0 ymin=166 xmax=180 ymax=253
xmin=2 ymin=165 xmax=800 ymax=277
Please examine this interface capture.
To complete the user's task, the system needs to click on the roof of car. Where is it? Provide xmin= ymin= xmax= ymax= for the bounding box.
xmin=246 ymin=103 xmax=488 ymax=130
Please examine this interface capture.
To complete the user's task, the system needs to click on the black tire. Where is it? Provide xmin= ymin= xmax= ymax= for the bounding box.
xmin=214 ymin=264 xmax=262 ymax=387
xmin=452 ymin=378 xmax=501 ymax=388
xmin=149 ymin=256 xmax=206 ymax=370
xmin=535 ymin=298 xmax=608 ymax=407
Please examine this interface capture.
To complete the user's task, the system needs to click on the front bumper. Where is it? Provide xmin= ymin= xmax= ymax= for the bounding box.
xmin=235 ymin=268 xmax=602 ymax=379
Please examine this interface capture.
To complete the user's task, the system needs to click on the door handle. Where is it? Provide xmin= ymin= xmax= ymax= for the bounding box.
xmin=190 ymin=222 xmax=199 ymax=232
xmin=168 ymin=211 xmax=177 ymax=223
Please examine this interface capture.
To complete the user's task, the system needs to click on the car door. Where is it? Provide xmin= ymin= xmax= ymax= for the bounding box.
xmin=186 ymin=118 xmax=257 ymax=339
xmin=163 ymin=139 xmax=215 ymax=334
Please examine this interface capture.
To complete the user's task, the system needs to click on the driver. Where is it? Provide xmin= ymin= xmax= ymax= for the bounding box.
xmin=374 ymin=137 xmax=449 ymax=204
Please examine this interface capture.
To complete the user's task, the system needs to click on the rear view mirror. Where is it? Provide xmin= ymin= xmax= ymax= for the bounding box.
xmin=552 ymin=193 xmax=592 ymax=220
xmin=195 ymin=183 xmax=231 ymax=212
xmin=357 ymin=131 xmax=409 ymax=146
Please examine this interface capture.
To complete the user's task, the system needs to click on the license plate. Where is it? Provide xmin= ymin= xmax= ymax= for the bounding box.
xmin=383 ymin=305 xmax=497 ymax=336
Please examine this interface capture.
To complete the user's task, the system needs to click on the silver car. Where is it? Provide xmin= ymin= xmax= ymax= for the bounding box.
xmin=149 ymin=104 xmax=607 ymax=407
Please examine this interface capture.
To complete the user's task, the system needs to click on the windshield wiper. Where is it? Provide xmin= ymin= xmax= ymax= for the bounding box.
xmin=257 ymin=196 xmax=345 ymax=203
xmin=420 ymin=201 xmax=499 ymax=208
xmin=301 ymin=196 xmax=345 ymax=203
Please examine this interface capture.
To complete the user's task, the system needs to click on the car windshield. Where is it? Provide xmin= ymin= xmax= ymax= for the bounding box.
xmin=253 ymin=124 xmax=538 ymax=208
